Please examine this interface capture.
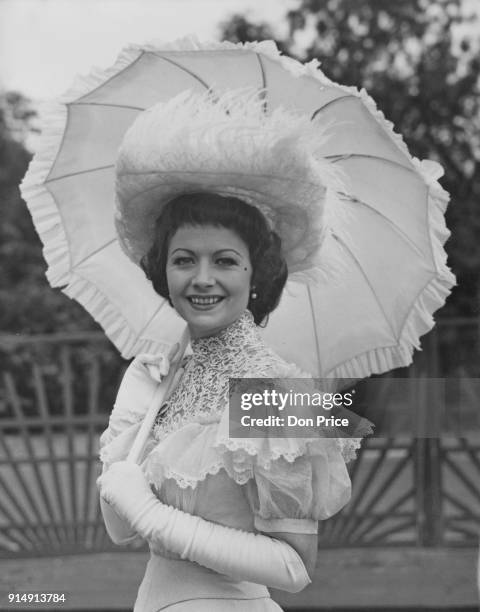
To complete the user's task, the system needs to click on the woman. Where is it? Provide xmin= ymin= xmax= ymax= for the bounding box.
xmin=97 ymin=91 xmax=357 ymax=611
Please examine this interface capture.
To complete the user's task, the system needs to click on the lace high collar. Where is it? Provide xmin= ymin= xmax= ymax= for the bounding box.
xmin=190 ymin=310 xmax=263 ymax=368
xmin=153 ymin=310 xmax=284 ymax=440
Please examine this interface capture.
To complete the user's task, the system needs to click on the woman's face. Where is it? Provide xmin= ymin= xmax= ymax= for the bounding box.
xmin=166 ymin=224 xmax=252 ymax=338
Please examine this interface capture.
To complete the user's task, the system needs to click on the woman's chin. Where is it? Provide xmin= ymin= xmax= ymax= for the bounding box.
xmin=188 ymin=315 xmax=229 ymax=338
xmin=186 ymin=310 xmax=243 ymax=339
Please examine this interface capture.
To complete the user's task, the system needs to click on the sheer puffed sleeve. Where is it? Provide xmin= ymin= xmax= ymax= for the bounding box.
xmin=244 ymin=441 xmax=351 ymax=535
xmin=222 ymin=362 xmax=366 ymax=535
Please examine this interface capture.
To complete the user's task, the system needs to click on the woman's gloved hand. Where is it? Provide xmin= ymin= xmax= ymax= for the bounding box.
xmin=98 ymin=461 xmax=154 ymax=515
xmin=97 ymin=462 xmax=153 ymax=544
xmin=97 ymin=461 xmax=311 ymax=593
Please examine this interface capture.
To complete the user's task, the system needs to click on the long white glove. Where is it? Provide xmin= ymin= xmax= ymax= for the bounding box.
xmin=99 ymin=352 xmax=173 ymax=544
xmin=97 ymin=461 xmax=311 ymax=593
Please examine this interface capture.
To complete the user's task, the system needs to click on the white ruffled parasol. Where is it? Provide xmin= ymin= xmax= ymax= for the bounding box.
xmin=21 ymin=38 xmax=455 ymax=379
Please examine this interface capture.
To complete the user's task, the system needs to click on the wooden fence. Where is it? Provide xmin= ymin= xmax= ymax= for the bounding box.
xmin=0 ymin=335 xmax=125 ymax=557
xmin=0 ymin=319 xmax=479 ymax=558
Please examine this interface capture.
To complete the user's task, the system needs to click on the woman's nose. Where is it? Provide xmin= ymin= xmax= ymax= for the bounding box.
xmin=192 ymin=262 xmax=215 ymax=287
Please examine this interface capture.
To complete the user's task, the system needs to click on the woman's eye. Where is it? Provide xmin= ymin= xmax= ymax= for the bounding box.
xmin=172 ymin=256 xmax=194 ymax=265
xmin=216 ymin=257 xmax=238 ymax=266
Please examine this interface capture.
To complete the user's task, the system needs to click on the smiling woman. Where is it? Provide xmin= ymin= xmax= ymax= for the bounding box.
xmin=96 ymin=89 xmax=357 ymax=612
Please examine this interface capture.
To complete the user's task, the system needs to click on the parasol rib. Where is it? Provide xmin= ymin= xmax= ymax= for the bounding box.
xmin=70 ymin=238 xmax=117 ymax=269
xmin=396 ymin=274 xmax=439 ymax=339
xmin=155 ymin=53 xmax=211 ymax=91
xmin=337 ymin=193 xmax=430 ymax=260
xmin=331 ymin=232 xmax=396 ymax=338
xmin=255 ymin=54 xmax=268 ymax=113
xmin=75 ymin=52 xmax=146 ymax=104
xmin=71 ymin=102 xmax=146 ymax=111
xmin=312 ymin=97 xmax=413 ymax=167
xmin=134 ymin=300 xmax=173 ymax=343
xmin=327 ymin=152 xmax=414 ymax=171
xmin=311 ymin=94 xmax=354 ymax=119
xmin=324 ymin=268 xmax=445 ymax=377
xmin=306 ymin=285 xmax=322 ymax=375
xmin=45 ymin=165 xmax=114 ymax=184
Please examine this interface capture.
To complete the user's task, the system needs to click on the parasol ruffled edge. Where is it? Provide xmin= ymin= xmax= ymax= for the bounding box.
xmin=20 ymin=36 xmax=456 ymax=372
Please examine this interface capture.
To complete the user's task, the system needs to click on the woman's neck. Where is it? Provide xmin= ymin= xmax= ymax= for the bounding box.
xmin=190 ymin=310 xmax=262 ymax=361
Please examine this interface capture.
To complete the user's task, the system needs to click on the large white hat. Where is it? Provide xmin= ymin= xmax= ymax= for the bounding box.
xmin=114 ymin=89 xmax=344 ymax=275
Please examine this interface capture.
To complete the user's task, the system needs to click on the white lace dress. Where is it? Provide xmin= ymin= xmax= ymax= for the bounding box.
xmin=99 ymin=311 xmax=361 ymax=611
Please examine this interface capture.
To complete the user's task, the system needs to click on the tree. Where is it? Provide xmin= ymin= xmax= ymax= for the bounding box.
xmin=219 ymin=0 xmax=480 ymax=316
xmin=0 ymin=91 xmax=98 ymax=334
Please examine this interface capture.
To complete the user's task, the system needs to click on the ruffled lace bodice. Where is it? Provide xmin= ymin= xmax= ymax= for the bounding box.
xmin=100 ymin=311 xmax=370 ymax=543
xmin=152 ymin=311 xmax=291 ymax=440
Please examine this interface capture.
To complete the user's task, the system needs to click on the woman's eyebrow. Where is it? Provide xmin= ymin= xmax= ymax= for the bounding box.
xmin=170 ymin=247 xmax=244 ymax=257
xmin=170 ymin=248 xmax=195 ymax=255
xmin=214 ymin=249 xmax=243 ymax=257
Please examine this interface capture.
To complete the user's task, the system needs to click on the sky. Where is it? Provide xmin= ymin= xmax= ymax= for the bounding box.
xmin=1 ymin=0 xmax=478 ymax=101
xmin=0 ymin=0 xmax=294 ymax=100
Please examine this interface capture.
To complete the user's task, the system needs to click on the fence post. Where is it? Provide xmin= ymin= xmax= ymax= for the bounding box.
xmin=414 ymin=329 xmax=444 ymax=546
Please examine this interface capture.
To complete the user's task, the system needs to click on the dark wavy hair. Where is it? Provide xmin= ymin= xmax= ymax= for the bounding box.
xmin=140 ymin=193 xmax=288 ymax=325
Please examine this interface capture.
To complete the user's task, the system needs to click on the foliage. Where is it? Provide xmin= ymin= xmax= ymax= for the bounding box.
xmin=0 ymin=91 xmax=99 ymax=334
xmin=219 ymin=0 xmax=480 ymax=316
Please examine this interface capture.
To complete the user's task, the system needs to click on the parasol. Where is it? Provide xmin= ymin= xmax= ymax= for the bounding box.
xmin=20 ymin=38 xmax=455 ymax=379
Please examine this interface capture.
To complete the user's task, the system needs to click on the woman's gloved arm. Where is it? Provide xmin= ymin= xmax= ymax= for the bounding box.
xmin=99 ymin=350 xmax=175 ymax=544
xmin=97 ymin=461 xmax=312 ymax=593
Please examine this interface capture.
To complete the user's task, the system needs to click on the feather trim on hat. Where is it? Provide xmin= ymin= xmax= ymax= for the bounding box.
xmin=115 ymin=88 xmax=346 ymax=277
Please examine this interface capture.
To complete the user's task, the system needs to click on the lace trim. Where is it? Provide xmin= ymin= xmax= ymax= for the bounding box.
xmin=148 ymin=462 xmax=226 ymax=490
xmin=145 ymin=430 xmax=371 ymax=491
xmin=214 ymin=433 xmax=373 ymax=472
xmin=152 ymin=311 xmax=288 ymax=440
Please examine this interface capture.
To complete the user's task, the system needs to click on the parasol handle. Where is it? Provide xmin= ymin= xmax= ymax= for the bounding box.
xmin=126 ymin=329 xmax=190 ymax=465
